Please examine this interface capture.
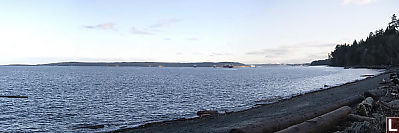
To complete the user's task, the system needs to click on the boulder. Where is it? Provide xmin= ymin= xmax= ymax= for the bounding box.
xmin=388 ymin=100 xmax=399 ymax=108
xmin=356 ymin=97 xmax=374 ymax=116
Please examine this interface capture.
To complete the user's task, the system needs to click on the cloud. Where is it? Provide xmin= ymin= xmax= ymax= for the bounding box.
xmin=209 ymin=52 xmax=232 ymax=56
xmin=83 ymin=18 xmax=181 ymax=35
xmin=247 ymin=49 xmax=288 ymax=56
xmin=246 ymin=42 xmax=336 ymax=63
xmin=149 ymin=18 xmax=182 ymax=28
xmin=187 ymin=37 xmax=200 ymax=40
xmin=130 ymin=27 xmax=153 ymax=35
xmin=343 ymin=0 xmax=376 ymax=5
xmin=129 ymin=18 xmax=181 ymax=35
xmin=246 ymin=43 xmax=335 ymax=55
xmin=84 ymin=23 xmax=116 ymax=30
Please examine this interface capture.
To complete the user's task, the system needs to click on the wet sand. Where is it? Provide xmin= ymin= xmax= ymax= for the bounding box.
xmin=112 ymin=72 xmax=388 ymax=133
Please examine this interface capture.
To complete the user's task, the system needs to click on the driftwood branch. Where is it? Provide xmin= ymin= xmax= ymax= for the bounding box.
xmin=0 ymin=96 xmax=28 ymax=98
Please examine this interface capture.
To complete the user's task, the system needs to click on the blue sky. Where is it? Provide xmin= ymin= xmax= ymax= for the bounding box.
xmin=0 ymin=0 xmax=397 ymax=65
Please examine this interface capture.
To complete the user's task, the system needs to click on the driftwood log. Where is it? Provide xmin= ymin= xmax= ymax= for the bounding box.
xmin=348 ymin=114 xmax=375 ymax=121
xmin=276 ymin=106 xmax=351 ymax=133
xmin=197 ymin=110 xmax=218 ymax=117
xmin=229 ymin=95 xmax=363 ymax=133
xmin=74 ymin=124 xmax=105 ymax=129
xmin=364 ymin=89 xmax=386 ymax=98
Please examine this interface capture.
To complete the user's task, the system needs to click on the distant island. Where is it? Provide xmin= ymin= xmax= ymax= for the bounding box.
xmin=33 ymin=62 xmax=249 ymax=67
xmin=5 ymin=62 xmax=314 ymax=68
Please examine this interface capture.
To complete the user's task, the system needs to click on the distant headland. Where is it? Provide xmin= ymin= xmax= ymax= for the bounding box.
xmin=37 ymin=62 xmax=249 ymax=67
xmin=4 ymin=62 xmax=312 ymax=68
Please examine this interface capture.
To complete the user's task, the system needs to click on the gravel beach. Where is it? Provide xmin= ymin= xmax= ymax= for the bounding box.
xmin=111 ymin=71 xmax=389 ymax=133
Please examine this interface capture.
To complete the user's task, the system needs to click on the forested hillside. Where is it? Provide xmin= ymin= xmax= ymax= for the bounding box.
xmin=329 ymin=14 xmax=399 ymax=67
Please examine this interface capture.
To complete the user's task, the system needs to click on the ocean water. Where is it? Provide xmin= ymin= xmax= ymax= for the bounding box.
xmin=0 ymin=66 xmax=382 ymax=132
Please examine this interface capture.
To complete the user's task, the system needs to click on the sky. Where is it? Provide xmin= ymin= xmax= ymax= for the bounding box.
xmin=0 ymin=0 xmax=398 ymax=65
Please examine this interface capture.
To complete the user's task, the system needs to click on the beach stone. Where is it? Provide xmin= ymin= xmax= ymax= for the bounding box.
xmin=380 ymin=79 xmax=390 ymax=84
xmin=392 ymin=78 xmax=399 ymax=85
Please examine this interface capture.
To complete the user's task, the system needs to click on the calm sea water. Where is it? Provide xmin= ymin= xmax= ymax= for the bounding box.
xmin=0 ymin=66 xmax=382 ymax=132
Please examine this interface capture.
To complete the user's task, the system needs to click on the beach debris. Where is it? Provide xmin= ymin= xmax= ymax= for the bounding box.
xmin=255 ymin=96 xmax=282 ymax=103
xmin=371 ymin=113 xmax=386 ymax=132
xmin=275 ymin=106 xmax=352 ymax=133
xmin=392 ymin=78 xmax=399 ymax=85
xmin=333 ymin=71 xmax=399 ymax=133
xmin=339 ymin=121 xmax=377 ymax=133
xmin=356 ymin=97 xmax=374 ymax=116
xmin=0 ymin=95 xmax=28 ymax=98
xmin=376 ymin=100 xmax=399 ymax=110
xmin=347 ymin=114 xmax=375 ymax=122
xmin=74 ymin=124 xmax=105 ymax=129
xmin=378 ymin=85 xmax=390 ymax=89
xmin=379 ymin=96 xmax=392 ymax=102
xmin=360 ymin=74 xmax=374 ymax=77
xmin=230 ymin=95 xmax=363 ymax=133
xmin=197 ymin=110 xmax=219 ymax=117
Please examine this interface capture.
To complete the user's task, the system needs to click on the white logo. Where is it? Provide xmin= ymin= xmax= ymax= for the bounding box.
xmin=389 ymin=118 xmax=398 ymax=131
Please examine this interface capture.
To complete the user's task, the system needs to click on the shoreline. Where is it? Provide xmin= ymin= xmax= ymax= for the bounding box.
xmin=110 ymin=69 xmax=389 ymax=133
